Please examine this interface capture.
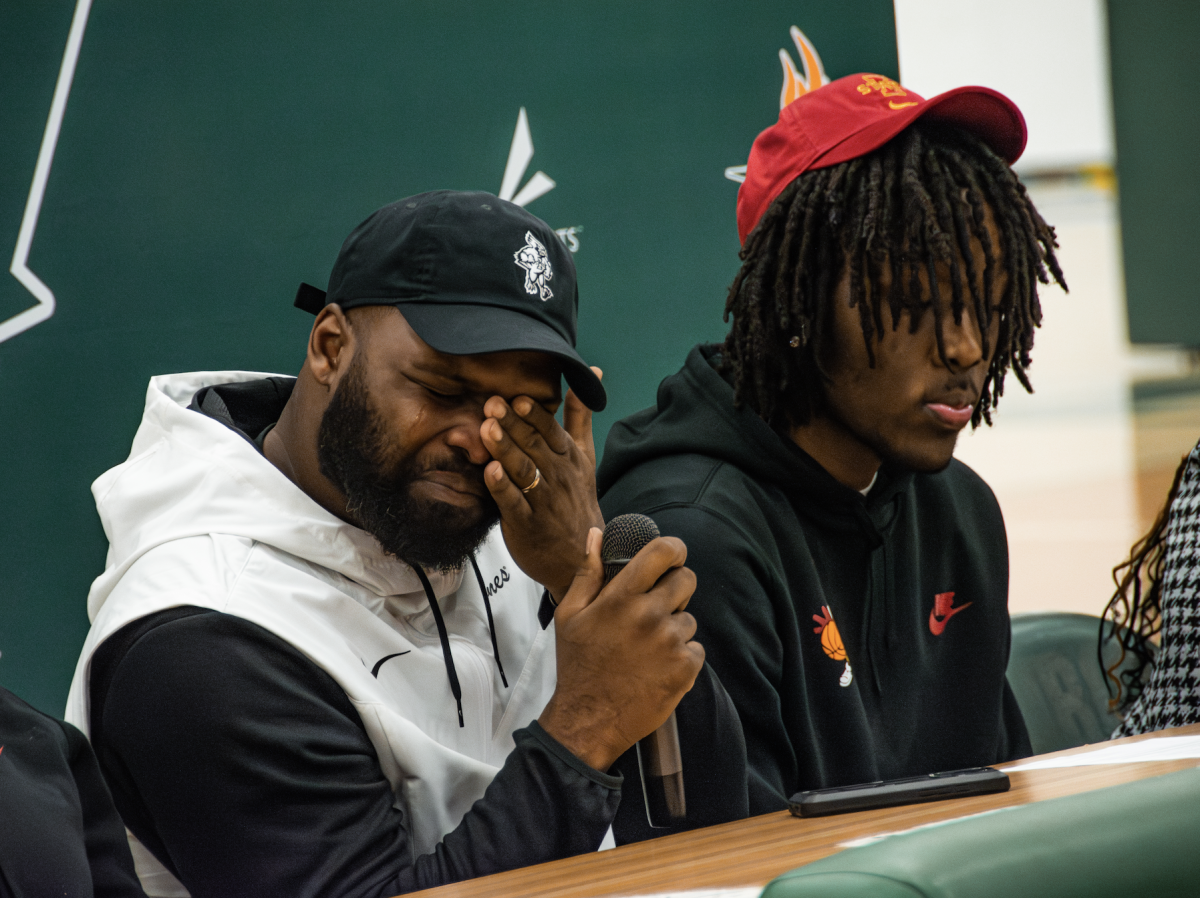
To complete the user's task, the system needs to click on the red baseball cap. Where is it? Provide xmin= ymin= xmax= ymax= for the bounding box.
xmin=736 ymin=73 xmax=1027 ymax=243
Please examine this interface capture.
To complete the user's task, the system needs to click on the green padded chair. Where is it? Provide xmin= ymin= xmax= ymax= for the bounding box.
xmin=761 ymin=767 xmax=1200 ymax=898
xmin=1005 ymin=611 xmax=1146 ymax=755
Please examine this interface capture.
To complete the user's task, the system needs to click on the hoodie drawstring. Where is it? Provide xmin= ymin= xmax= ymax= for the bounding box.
xmin=413 ymin=565 xmax=464 ymax=728
xmin=469 ymin=557 xmax=509 ymax=688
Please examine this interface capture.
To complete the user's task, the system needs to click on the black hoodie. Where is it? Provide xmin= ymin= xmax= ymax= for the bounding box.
xmin=597 ymin=345 xmax=1031 ymax=814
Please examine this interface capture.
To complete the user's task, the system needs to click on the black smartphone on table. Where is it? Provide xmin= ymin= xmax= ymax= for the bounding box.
xmin=788 ymin=767 xmax=1010 ymax=818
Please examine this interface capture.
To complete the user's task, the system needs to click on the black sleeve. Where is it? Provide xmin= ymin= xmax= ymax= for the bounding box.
xmin=0 ymin=688 xmax=146 ymax=898
xmin=1000 ymin=677 xmax=1033 ymax=761
xmin=59 ymin=720 xmax=149 ymax=898
xmin=610 ymin=662 xmax=749 ymax=844
xmin=90 ymin=609 xmax=620 ymax=898
xmin=624 ymin=503 xmax=797 ymax=815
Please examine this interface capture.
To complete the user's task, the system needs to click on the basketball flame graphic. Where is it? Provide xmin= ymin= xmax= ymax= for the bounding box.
xmin=812 ymin=605 xmax=854 ymax=687
xmin=813 ymin=605 xmax=846 ymax=661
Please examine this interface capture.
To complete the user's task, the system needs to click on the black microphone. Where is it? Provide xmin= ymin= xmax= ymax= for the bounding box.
xmin=601 ymin=513 xmax=686 ymax=827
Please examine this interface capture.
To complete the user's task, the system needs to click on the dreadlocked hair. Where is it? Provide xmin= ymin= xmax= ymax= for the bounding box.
xmin=723 ymin=120 xmax=1066 ymax=431
xmin=1100 ymin=452 xmax=1189 ymax=712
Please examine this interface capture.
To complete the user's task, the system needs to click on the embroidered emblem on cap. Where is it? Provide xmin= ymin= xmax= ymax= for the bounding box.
xmin=856 ymin=74 xmax=906 ymax=97
xmin=514 ymin=231 xmax=554 ymax=301
xmin=856 ymin=74 xmax=918 ymax=109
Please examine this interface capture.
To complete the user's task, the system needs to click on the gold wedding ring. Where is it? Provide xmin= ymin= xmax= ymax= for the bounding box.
xmin=521 ymin=467 xmax=542 ymax=494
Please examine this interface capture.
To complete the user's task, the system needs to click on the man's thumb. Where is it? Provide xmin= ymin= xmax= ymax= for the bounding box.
xmin=556 ymin=527 xmax=604 ymax=617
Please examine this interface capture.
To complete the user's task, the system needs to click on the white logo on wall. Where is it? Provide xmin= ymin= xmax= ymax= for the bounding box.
xmin=4 ymin=0 xmax=94 ymax=345
xmin=514 ymin=231 xmax=553 ymax=300
xmin=498 ymin=107 xmax=582 ymax=254
xmin=7 ymin=17 xmax=585 ymax=346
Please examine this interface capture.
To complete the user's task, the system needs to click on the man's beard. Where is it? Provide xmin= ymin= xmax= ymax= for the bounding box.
xmin=316 ymin=356 xmax=500 ymax=571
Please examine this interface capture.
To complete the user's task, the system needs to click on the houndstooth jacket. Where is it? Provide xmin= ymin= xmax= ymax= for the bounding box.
xmin=1114 ymin=439 xmax=1200 ymax=736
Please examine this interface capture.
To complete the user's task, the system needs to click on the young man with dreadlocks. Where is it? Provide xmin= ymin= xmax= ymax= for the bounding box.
xmin=597 ymin=74 xmax=1066 ymax=815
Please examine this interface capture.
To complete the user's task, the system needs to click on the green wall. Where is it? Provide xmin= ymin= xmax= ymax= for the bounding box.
xmin=0 ymin=0 xmax=898 ymax=713
xmin=1108 ymin=0 xmax=1200 ymax=346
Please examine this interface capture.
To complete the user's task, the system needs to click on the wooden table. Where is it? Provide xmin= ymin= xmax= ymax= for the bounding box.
xmin=410 ymin=725 xmax=1200 ymax=898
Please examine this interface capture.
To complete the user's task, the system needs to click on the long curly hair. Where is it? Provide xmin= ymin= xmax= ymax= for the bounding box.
xmin=1101 ymin=453 xmax=1190 ymax=711
xmin=723 ymin=120 xmax=1066 ymax=431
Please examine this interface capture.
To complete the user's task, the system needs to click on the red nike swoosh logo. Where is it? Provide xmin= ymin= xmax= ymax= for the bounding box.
xmin=929 ymin=601 xmax=972 ymax=635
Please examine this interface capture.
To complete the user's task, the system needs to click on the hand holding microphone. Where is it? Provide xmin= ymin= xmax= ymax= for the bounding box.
xmin=601 ymin=514 xmax=687 ymax=826
xmin=537 ymin=515 xmax=702 ymax=816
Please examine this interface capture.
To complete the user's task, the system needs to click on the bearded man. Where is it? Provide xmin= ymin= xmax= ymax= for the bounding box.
xmin=65 ymin=191 xmax=709 ymax=897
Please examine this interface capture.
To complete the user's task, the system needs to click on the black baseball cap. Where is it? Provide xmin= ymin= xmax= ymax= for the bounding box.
xmin=295 ymin=190 xmax=606 ymax=411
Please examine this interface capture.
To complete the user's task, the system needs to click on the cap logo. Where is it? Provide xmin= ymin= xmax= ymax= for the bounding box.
xmin=514 ymin=231 xmax=553 ymax=301
xmin=856 ymin=74 xmax=918 ymax=109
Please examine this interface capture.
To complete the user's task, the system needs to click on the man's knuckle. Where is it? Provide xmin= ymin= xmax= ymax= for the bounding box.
xmin=675 ymin=610 xmax=698 ymax=637
xmin=629 ymin=603 xmax=658 ymax=634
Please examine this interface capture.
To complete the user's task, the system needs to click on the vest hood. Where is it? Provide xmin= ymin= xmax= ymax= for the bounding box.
xmin=86 ymin=371 xmax=464 ymax=624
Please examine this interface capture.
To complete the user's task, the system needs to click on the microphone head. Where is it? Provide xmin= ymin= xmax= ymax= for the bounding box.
xmin=601 ymin=514 xmax=660 ymax=582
